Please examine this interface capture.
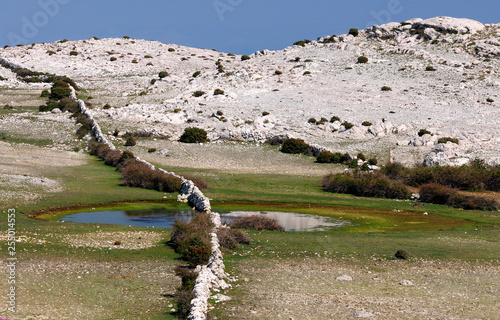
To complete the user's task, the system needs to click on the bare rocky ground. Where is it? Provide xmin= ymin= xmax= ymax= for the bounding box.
xmin=220 ymin=257 xmax=500 ymax=320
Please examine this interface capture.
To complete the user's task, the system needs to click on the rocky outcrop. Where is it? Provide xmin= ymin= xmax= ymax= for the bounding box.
xmin=423 ymin=143 xmax=470 ymax=167
xmin=412 ymin=16 xmax=485 ymax=35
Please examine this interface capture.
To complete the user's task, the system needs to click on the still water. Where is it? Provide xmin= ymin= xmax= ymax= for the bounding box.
xmin=61 ymin=209 xmax=350 ymax=231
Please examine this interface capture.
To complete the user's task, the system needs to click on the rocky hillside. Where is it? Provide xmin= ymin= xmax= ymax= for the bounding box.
xmin=1 ymin=16 xmax=499 ymax=166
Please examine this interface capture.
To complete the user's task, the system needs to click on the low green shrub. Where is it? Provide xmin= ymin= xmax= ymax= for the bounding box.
xmin=124 ymin=136 xmax=136 ymax=146
xmin=308 ymin=118 xmax=317 ymax=124
xmin=330 ymin=116 xmax=340 ymax=123
xmin=280 ymin=138 xmax=310 ymax=154
xmin=437 ymin=137 xmax=459 ymax=144
xmin=316 ymin=151 xmax=335 ymax=163
xmin=231 ymin=215 xmax=285 ymax=231
xmin=274 ymin=70 xmax=282 ymax=75
xmin=69 ymin=51 xmax=78 ymax=56
xmin=381 ymin=86 xmax=392 ymax=91
xmin=362 ymin=121 xmax=372 ymax=126
xmin=395 ymin=249 xmax=410 ymax=260
xmin=179 ymin=127 xmax=208 ymax=143
xmin=110 ymin=57 xmax=117 ymax=61
xmin=322 ymin=172 xmax=411 ymax=199
xmin=214 ymin=89 xmax=224 ymax=95
xmin=159 ymin=71 xmax=169 ymax=79
xmin=357 ymin=153 xmax=366 ymax=161
xmin=349 ymin=28 xmax=359 ymax=37
xmin=217 ymin=227 xmax=251 ymax=249
xmin=40 ymin=89 xmax=50 ymax=98
xmin=192 ymin=91 xmax=205 ymax=97
xmin=342 ymin=121 xmax=354 ymax=130
xmin=418 ymin=129 xmax=432 ymax=136
xmin=262 ymin=111 xmax=270 ymax=116
xmin=293 ymin=40 xmax=311 ymax=47
xmin=168 ymin=48 xmax=175 ymax=52
xmin=425 ymin=66 xmax=436 ymax=71
xmin=303 ymin=71 xmax=311 ymax=75
xmin=148 ymin=148 xmax=157 ymax=153
xmin=192 ymin=71 xmax=201 ymax=78
xmin=241 ymin=55 xmax=251 ymax=61
xmin=357 ymin=56 xmax=368 ymax=63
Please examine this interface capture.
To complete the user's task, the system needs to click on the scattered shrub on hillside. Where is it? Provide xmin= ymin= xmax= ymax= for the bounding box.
xmin=357 ymin=153 xmax=366 ymax=161
xmin=419 ymin=183 xmax=498 ymax=210
xmin=437 ymin=137 xmax=459 ymax=145
xmin=322 ymin=172 xmax=411 ymax=199
xmin=395 ymin=249 xmax=410 ymax=260
xmin=357 ymin=56 xmax=368 ymax=63
xmin=348 ymin=159 xmax=359 ymax=168
xmin=303 ymin=71 xmax=311 ymax=75
xmin=486 ymin=98 xmax=494 ymax=103
xmin=342 ymin=121 xmax=354 ymax=130
xmin=113 ymin=129 xmax=120 ymax=137
xmin=168 ymin=48 xmax=175 ymax=52
xmin=69 ymin=51 xmax=78 ymax=56
xmin=46 ymin=50 xmax=56 ymax=55
xmin=308 ymin=118 xmax=317 ymax=124
xmin=280 ymin=138 xmax=310 ymax=154
xmin=150 ymin=79 xmax=156 ymax=85
xmin=368 ymin=158 xmax=378 ymax=166
xmin=179 ymin=127 xmax=208 ymax=143
xmin=274 ymin=70 xmax=282 ymax=75
xmin=123 ymin=36 xmax=131 ymax=39
xmin=124 ymin=136 xmax=136 ymax=146
xmin=418 ymin=129 xmax=433 ymax=136
xmin=425 ymin=66 xmax=436 ymax=71
xmin=40 ymin=89 xmax=50 ymax=98
xmin=192 ymin=71 xmax=201 ymax=78
xmin=110 ymin=57 xmax=117 ymax=61
xmin=144 ymin=55 xmax=152 ymax=59
xmin=293 ymin=39 xmax=311 ymax=47
xmin=214 ymin=89 xmax=224 ymax=95
xmin=148 ymin=148 xmax=157 ymax=153
xmin=131 ymin=59 xmax=138 ymax=64
xmin=241 ymin=55 xmax=251 ymax=61
xmin=362 ymin=121 xmax=372 ymax=126
xmin=419 ymin=183 xmax=454 ymax=204
xmin=349 ymin=28 xmax=359 ymax=37
xmin=231 ymin=215 xmax=285 ymax=231
xmin=381 ymin=86 xmax=392 ymax=91
xmin=262 ymin=111 xmax=270 ymax=116
xmin=158 ymin=71 xmax=169 ymax=79
xmin=192 ymin=90 xmax=205 ymax=97
xmin=330 ymin=116 xmax=340 ymax=123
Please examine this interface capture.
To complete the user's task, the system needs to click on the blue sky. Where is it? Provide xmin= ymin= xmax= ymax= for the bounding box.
xmin=1 ymin=0 xmax=499 ymax=54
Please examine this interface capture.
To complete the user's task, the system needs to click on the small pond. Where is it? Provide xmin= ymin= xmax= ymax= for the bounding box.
xmin=60 ymin=209 xmax=350 ymax=231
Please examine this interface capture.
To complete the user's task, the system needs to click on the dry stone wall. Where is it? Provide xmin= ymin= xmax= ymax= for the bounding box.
xmin=77 ymin=98 xmax=225 ymax=320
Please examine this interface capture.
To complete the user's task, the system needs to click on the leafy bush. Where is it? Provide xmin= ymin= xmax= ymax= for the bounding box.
xmin=241 ymin=55 xmax=251 ymax=61
xmin=357 ymin=153 xmax=366 ymax=161
xmin=192 ymin=91 xmax=205 ymax=97
xmin=231 ymin=215 xmax=285 ymax=231
xmin=158 ymin=71 xmax=169 ymax=79
xmin=316 ymin=151 xmax=335 ymax=163
xmin=426 ymin=66 xmax=436 ymax=71
xmin=49 ymin=80 xmax=72 ymax=100
xmin=40 ymin=89 xmax=50 ymax=98
xmin=280 ymin=138 xmax=310 ymax=154
xmin=418 ymin=129 xmax=432 ymax=136
xmin=293 ymin=40 xmax=311 ymax=47
xmin=168 ymin=48 xmax=175 ymax=52
xmin=214 ymin=89 xmax=224 ymax=95
xmin=342 ymin=121 xmax=354 ymax=130
xmin=150 ymin=79 xmax=156 ymax=85
xmin=486 ymin=98 xmax=494 ymax=103
xmin=169 ymin=212 xmax=213 ymax=266
xmin=322 ymin=172 xmax=411 ymax=199
xmin=217 ymin=227 xmax=251 ymax=249
xmin=368 ymin=158 xmax=378 ymax=166
xmin=349 ymin=28 xmax=359 ymax=37
xmin=381 ymin=86 xmax=392 ymax=91
xmin=192 ymin=71 xmax=201 ymax=78
xmin=362 ymin=121 xmax=372 ymax=126
xmin=131 ymin=59 xmax=138 ymax=64
xmin=274 ymin=70 xmax=282 ymax=75
xmin=121 ymin=159 xmax=182 ymax=192
xmin=262 ymin=111 xmax=270 ymax=116
xmin=174 ymin=267 xmax=197 ymax=319
xmin=124 ymin=136 xmax=136 ymax=146
xmin=357 ymin=56 xmax=368 ymax=63
xmin=69 ymin=51 xmax=78 ymax=56
xmin=419 ymin=183 xmax=498 ymax=210
xmin=110 ymin=57 xmax=117 ymax=61
xmin=308 ymin=118 xmax=317 ymax=124
xmin=183 ymin=175 xmax=209 ymax=191
xmin=303 ymin=71 xmax=311 ymax=75
xmin=437 ymin=137 xmax=459 ymax=144
xmin=148 ymin=148 xmax=157 ymax=153
xmin=330 ymin=116 xmax=340 ymax=123
xmin=419 ymin=183 xmax=454 ymax=204
xmin=395 ymin=249 xmax=410 ymax=260
xmin=179 ymin=127 xmax=208 ymax=143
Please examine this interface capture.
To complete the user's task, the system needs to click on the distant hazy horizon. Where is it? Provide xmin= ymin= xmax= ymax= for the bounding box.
xmin=1 ymin=0 xmax=499 ymax=54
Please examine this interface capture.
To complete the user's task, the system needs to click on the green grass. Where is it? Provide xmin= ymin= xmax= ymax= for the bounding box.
xmin=0 ymin=131 xmax=53 ymax=146
xmin=11 ymin=157 xmax=178 ymax=213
